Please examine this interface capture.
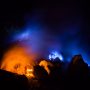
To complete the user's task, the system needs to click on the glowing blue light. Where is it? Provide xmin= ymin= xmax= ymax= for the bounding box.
xmin=20 ymin=32 xmax=30 ymax=39
xmin=18 ymin=31 xmax=30 ymax=40
xmin=13 ymin=30 xmax=31 ymax=41
xmin=49 ymin=51 xmax=63 ymax=61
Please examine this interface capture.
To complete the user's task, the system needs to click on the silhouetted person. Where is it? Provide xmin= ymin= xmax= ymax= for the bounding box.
xmin=33 ymin=65 xmax=49 ymax=90
xmin=66 ymin=55 xmax=89 ymax=89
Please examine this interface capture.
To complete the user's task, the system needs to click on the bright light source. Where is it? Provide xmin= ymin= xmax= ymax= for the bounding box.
xmin=49 ymin=51 xmax=63 ymax=61
xmin=27 ymin=68 xmax=33 ymax=72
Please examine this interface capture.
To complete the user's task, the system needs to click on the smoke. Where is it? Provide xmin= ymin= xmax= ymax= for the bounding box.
xmin=7 ymin=16 xmax=90 ymax=66
xmin=2 ymin=8 xmax=90 ymax=66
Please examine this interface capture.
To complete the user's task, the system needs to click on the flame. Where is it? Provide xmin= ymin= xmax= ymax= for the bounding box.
xmin=0 ymin=45 xmax=35 ymax=78
xmin=39 ymin=60 xmax=53 ymax=74
xmin=26 ymin=68 xmax=34 ymax=78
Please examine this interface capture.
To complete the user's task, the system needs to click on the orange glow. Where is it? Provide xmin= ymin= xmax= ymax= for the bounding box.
xmin=26 ymin=68 xmax=34 ymax=78
xmin=0 ymin=45 xmax=35 ymax=78
xmin=39 ymin=60 xmax=53 ymax=74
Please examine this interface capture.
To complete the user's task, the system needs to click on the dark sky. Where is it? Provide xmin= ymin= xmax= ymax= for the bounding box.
xmin=0 ymin=0 xmax=90 ymax=64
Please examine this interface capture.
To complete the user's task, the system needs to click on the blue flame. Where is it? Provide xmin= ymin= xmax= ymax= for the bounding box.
xmin=9 ymin=19 xmax=90 ymax=66
xmin=49 ymin=51 xmax=63 ymax=61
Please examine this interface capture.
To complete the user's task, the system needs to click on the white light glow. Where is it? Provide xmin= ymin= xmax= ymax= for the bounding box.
xmin=49 ymin=51 xmax=63 ymax=61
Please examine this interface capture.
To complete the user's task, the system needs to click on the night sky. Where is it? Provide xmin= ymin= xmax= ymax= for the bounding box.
xmin=0 ymin=1 xmax=90 ymax=64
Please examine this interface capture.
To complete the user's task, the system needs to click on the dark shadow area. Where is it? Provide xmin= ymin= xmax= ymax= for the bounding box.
xmin=0 ymin=55 xmax=90 ymax=90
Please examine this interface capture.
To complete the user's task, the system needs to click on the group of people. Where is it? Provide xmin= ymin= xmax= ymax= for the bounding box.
xmin=0 ymin=54 xmax=90 ymax=90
